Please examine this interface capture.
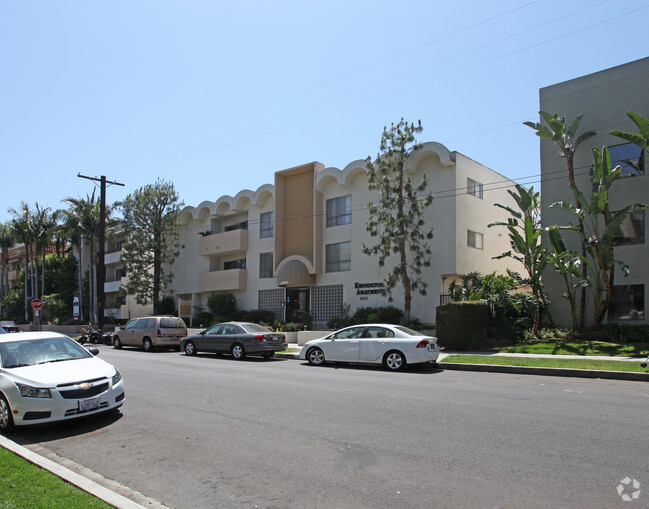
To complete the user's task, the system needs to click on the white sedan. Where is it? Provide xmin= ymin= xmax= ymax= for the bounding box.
xmin=299 ymin=324 xmax=440 ymax=371
xmin=0 ymin=332 xmax=125 ymax=432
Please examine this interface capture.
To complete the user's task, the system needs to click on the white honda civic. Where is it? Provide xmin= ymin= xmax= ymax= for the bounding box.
xmin=299 ymin=324 xmax=440 ymax=371
xmin=0 ymin=332 xmax=125 ymax=432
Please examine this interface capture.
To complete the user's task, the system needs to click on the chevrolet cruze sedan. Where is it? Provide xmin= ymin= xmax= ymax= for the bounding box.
xmin=299 ymin=324 xmax=440 ymax=371
xmin=0 ymin=332 xmax=125 ymax=432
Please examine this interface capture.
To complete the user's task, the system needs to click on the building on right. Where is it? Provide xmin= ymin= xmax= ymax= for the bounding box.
xmin=537 ymin=57 xmax=649 ymax=328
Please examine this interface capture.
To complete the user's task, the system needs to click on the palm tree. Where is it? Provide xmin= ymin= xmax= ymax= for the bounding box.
xmin=62 ymin=191 xmax=117 ymax=324
xmin=525 ymin=112 xmax=596 ymax=330
xmin=0 ymin=222 xmax=15 ymax=317
xmin=9 ymin=202 xmax=35 ymax=322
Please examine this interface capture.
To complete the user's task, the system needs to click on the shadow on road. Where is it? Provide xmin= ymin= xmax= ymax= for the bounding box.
xmin=298 ymin=361 xmax=444 ymax=375
xmin=8 ymin=409 xmax=124 ymax=446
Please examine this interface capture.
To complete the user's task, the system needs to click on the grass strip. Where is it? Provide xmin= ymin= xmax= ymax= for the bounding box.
xmin=495 ymin=341 xmax=649 ymax=357
xmin=0 ymin=447 xmax=111 ymax=509
xmin=441 ymin=355 xmax=648 ymax=373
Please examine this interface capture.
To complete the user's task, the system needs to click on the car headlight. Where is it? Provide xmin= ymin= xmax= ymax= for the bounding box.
xmin=17 ymin=384 xmax=52 ymax=398
xmin=112 ymin=369 xmax=123 ymax=386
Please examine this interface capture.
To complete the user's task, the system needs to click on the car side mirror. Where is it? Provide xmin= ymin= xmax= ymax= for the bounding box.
xmin=88 ymin=347 xmax=100 ymax=356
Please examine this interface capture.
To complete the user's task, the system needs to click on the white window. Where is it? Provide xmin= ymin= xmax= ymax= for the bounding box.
xmin=326 ymin=242 xmax=351 ymax=272
xmin=326 ymin=195 xmax=352 ymax=227
xmin=467 ymin=178 xmax=483 ymax=199
xmin=468 ymin=230 xmax=484 ymax=250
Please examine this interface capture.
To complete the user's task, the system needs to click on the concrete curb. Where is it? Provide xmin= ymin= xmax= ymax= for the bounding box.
xmin=0 ymin=435 xmax=161 ymax=509
xmin=439 ymin=362 xmax=649 ymax=381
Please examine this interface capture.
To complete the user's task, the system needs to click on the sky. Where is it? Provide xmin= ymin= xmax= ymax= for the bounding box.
xmin=1 ymin=0 xmax=648 ymax=224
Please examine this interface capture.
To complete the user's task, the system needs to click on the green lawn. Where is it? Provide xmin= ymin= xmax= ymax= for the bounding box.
xmin=494 ymin=340 xmax=649 ymax=358
xmin=0 ymin=447 xmax=110 ymax=509
xmin=441 ymin=355 xmax=649 ymax=372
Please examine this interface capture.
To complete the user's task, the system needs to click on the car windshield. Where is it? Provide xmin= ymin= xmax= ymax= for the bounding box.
xmin=240 ymin=323 xmax=272 ymax=333
xmin=0 ymin=336 xmax=92 ymax=368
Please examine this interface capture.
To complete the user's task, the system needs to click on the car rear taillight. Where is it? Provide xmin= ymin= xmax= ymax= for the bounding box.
xmin=416 ymin=340 xmax=430 ymax=348
xmin=157 ymin=329 xmax=162 ymax=337
xmin=255 ymin=334 xmax=265 ymax=341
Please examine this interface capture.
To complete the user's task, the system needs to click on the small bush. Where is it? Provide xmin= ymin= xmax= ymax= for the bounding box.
xmin=377 ymin=305 xmax=404 ymax=324
xmin=207 ymin=293 xmax=237 ymax=318
xmin=158 ymin=296 xmax=177 ymax=315
xmin=196 ymin=311 xmax=213 ymax=327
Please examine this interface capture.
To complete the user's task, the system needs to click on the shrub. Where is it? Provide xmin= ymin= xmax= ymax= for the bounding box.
xmin=207 ymin=293 xmax=237 ymax=319
xmin=158 ymin=296 xmax=177 ymax=315
xmin=377 ymin=305 xmax=404 ymax=324
xmin=196 ymin=311 xmax=213 ymax=328
xmin=436 ymin=301 xmax=489 ymax=351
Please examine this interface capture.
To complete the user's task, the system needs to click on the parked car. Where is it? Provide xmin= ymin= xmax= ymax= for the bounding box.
xmin=0 ymin=331 xmax=125 ymax=432
xmin=299 ymin=324 xmax=440 ymax=371
xmin=0 ymin=321 xmax=20 ymax=333
xmin=181 ymin=322 xmax=287 ymax=359
xmin=112 ymin=316 xmax=187 ymax=352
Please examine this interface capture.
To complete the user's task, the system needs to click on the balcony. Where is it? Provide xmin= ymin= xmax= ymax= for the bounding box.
xmin=105 ymin=251 xmax=122 ymax=265
xmin=200 ymin=229 xmax=248 ymax=257
xmin=198 ymin=268 xmax=247 ymax=292
xmin=104 ymin=277 xmax=126 ymax=293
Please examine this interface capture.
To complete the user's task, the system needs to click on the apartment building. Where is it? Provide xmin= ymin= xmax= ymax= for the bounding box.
xmin=168 ymin=142 xmax=522 ymax=328
xmin=538 ymin=57 xmax=649 ymax=327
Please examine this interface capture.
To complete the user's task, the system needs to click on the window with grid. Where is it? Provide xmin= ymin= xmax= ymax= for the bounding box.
xmin=467 ymin=177 xmax=484 ymax=199
xmin=260 ymin=212 xmax=274 ymax=238
xmin=326 ymin=195 xmax=352 ymax=227
xmin=467 ymin=230 xmax=484 ymax=250
xmin=259 ymin=252 xmax=273 ymax=278
xmin=326 ymin=241 xmax=351 ymax=272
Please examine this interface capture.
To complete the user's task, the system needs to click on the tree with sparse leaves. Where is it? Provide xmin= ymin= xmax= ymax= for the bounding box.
xmin=362 ymin=119 xmax=434 ymax=325
xmin=120 ymin=179 xmax=183 ymax=315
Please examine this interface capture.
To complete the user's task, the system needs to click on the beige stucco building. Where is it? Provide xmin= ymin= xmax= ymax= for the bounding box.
xmin=538 ymin=57 xmax=649 ymax=327
xmin=168 ymin=142 xmax=521 ymax=328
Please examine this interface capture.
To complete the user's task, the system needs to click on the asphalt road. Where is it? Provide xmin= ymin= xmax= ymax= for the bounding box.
xmin=11 ymin=346 xmax=649 ymax=509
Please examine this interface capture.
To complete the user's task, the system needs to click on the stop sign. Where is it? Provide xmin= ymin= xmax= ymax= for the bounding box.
xmin=31 ymin=299 xmax=43 ymax=311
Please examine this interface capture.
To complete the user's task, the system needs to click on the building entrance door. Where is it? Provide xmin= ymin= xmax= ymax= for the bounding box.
xmin=286 ymin=287 xmax=310 ymax=323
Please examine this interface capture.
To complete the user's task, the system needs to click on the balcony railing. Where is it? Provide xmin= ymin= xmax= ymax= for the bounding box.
xmin=200 ymin=229 xmax=248 ymax=257
xmin=198 ymin=268 xmax=247 ymax=292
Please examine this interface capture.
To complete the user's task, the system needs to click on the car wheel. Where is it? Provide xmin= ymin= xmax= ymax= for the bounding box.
xmin=0 ymin=394 xmax=14 ymax=433
xmin=307 ymin=347 xmax=325 ymax=366
xmin=231 ymin=343 xmax=246 ymax=360
xmin=262 ymin=352 xmax=275 ymax=359
xmin=113 ymin=336 xmax=122 ymax=349
xmin=384 ymin=350 xmax=406 ymax=371
xmin=184 ymin=341 xmax=197 ymax=356
xmin=143 ymin=338 xmax=153 ymax=352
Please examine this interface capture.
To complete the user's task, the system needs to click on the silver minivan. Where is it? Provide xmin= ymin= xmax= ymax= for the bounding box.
xmin=112 ymin=316 xmax=188 ymax=352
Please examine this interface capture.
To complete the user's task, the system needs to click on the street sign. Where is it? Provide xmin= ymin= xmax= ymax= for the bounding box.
xmin=31 ymin=299 xmax=43 ymax=311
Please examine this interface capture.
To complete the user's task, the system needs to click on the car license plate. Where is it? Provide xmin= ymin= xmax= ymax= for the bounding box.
xmin=79 ymin=397 xmax=100 ymax=412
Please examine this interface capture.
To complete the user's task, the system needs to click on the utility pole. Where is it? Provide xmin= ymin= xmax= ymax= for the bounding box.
xmin=78 ymin=174 xmax=124 ymax=330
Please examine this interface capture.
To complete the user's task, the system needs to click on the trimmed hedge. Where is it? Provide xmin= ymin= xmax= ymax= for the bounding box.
xmin=436 ymin=301 xmax=489 ymax=351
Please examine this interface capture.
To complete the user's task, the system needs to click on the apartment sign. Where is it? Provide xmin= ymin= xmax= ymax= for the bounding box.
xmin=355 ymin=282 xmax=386 ymax=296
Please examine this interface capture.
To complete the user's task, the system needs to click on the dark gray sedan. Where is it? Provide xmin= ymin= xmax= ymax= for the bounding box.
xmin=181 ymin=322 xmax=287 ymax=360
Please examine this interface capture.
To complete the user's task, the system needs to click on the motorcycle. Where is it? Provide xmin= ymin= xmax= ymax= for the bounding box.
xmin=79 ymin=325 xmax=103 ymax=345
